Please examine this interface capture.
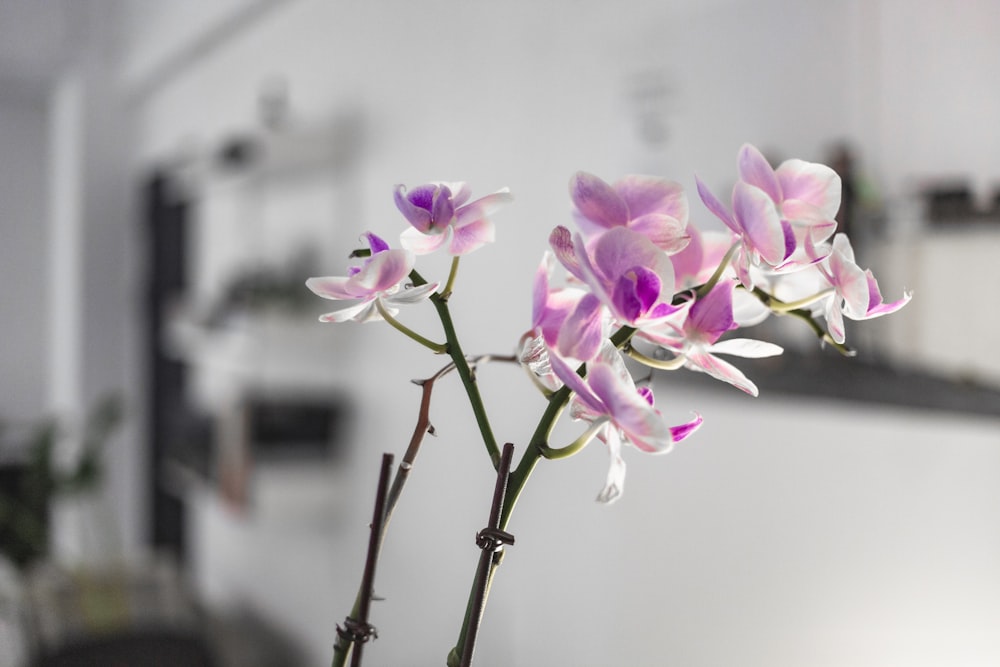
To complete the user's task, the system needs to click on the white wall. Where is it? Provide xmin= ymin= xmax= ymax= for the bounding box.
xmin=0 ymin=92 xmax=49 ymax=421
xmin=113 ymin=1 xmax=1000 ymax=665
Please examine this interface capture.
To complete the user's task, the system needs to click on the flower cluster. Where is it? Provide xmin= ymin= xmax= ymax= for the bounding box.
xmin=307 ymin=145 xmax=911 ymax=503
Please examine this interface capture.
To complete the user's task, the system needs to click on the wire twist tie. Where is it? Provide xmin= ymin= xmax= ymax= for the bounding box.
xmin=476 ymin=527 xmax=515 ymax=552
xmin=337 ymin=616 xmax=378 ymax=644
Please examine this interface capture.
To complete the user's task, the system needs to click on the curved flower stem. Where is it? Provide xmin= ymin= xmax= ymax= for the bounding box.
xmin=766 ymin=288 xmax=835 ymax=313
xmin=625 ymin=346 xmax=688 ymax=370
xmin=747 ymin=286 xmax=855 ymax=357
xmin=539 ymin=418 xmax=608 ymax=460
xmin=695 ymin=241 xmax=740 ymax=299
xmin=441 ymin=256 xmax=462 ymax=300
xmin=375 ymin=299 xmax=448 ymax=353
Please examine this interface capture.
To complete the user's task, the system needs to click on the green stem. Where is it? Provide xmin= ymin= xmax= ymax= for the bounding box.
xmin=375 ymin=299 xmax=447 ymax=353
xmin=442 ymin=256 xmax=462 ymax=300
xmin=747 ymin=286 xmax=855 ymax=357
xmin=625 ymin=346 xmax=687 ymax=370
xmin=447 ymin=326 xmax=638 ymax=664
xmin=410 ymin=268 xmax=501 ymax=468
xmin=694 ymin=241 xmax=740 ymax=299
xmin=540 ymin=418 xmax=608 ymax=460
xmin=766 ymin=288 xmax=835 ymax=313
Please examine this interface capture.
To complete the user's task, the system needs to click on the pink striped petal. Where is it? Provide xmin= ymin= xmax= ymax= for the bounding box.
xmin=350 ymin=248 xmax=414 ymax=292
xmin=306 ymin=276 xmax=363 ymax=300
xmin=570 ymin=171 xmax=629 ymax=229
xmin=696 ymin=176 xmax=739 ymax=234
xmin=733 ymin=182 xmax=786 ymax=266
xmin=558 ymin=293 xmax=605 ymax=361
xmin=448 ymin=218 xmax=495 ymax=255
xmin=776 ymin=159 xmax=841 ymax=221
xmin=400 ymin=225 xmax=452 ymax=255
xmin=686 ymin=351 xmax=759 ymax=396
xmin=614 ymin=175 xmax=688 ymax=221
xmin=628 ymin=214 xmax=690 ymax=253
xmin=455 ymin=188 xmax=513 ymax=227
xmin=737 ymin=144 xmax=782 ymax=205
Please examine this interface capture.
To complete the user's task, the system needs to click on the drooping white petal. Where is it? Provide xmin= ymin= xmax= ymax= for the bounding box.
xmin=400 ymin=225 xmax=452 ymax=255
xmin=383 ymin=282 xmax=440 ymax=305
xmin=707 ymin=338 xmax=783 ymax=358
xmin=685 ymin=350 xmax=760 ymax=396
xmin=318 ymin=297 xmax=377 ymax=323
xmin=595 ymin=427 xmax=626 ymax=504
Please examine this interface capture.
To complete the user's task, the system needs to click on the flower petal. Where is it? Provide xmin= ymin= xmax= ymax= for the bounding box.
xmin=448 ymin=218 xmax=495 ymax=255
xmin=306 ymin=276 xmax=363 ymax=300
xmin=558 ymin=293 xmax=605 ymax=361
xmin=548 ymin=350 xmax=604 ymax=415
xmin=455 ymin=188 xmax=513 ymax=227
xmin=350 ymin=248 xmax=414 ymax=292
xmin=614 ymin=175 xmax=688 ymax=222
xmin=696 ymin=176 xmax=739 ymax=234
xmin=570 ymin=171 xmax=629 ymax=229
xmin=737 ymin=144 xmax=782 ymax=205
xmin=707 ymin=338 xmax=783 ymax=358
xmin=588 ymin=363 xmax=673 ymax=453
xmin=628 ymin=214 xmax=690 ymax=253
xmin=686 ymin=351 xmax=759 ymax=396
xmin=318 ymin=297 xmax=377 ymax=323
xmin=686 ymin=281 xmax=737 ymax=344
xmin=776 ymin=158 xmax=841 ymax=221
xmin=394 ymin=185 xmax=433 ymax=232
xmin=733 ymin=181 xmax=786 ymax=266
xmin=400 ymin=225 xmax=452 ymax=255
xmin=595 ymin=428 xmax=626 ymax=504
xmin=383 ymin=281 xmax=440 ymax=305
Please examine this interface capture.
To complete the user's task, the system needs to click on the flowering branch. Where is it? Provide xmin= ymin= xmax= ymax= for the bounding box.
xmin=310 ymin=150 xmax=911 ymax=665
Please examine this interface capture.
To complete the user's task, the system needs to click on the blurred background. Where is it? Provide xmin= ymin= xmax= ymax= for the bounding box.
xmin=1 ymin=0 xmax=999 ymax=665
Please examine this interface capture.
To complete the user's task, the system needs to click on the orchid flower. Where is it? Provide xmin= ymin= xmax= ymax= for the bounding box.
xmin=818 ymin=233 xmax=912 ymax=344
xmin=569 ymin=171 xmax=690 ymax=253
xmin=737 ymin=143 xmax=839 ymax=264
xmin=549 ymin=226 xmax=684 ymax=331
xmin=519 ymin=252 xmax=605 ymax=391
xmin=637 ymin=280 xmax=783 ymax=396
xmin=549 ymin=344 xmax=702 ymax=503
xmin=696 ymin=175 xmax=791 ymax=289
xmin=529 ymin=251 xmax=608 ymax=362
xmin=305 ymin=232 xmax=439 ymax=323
xmin=395 ymin=181 xmax=512 ymax=256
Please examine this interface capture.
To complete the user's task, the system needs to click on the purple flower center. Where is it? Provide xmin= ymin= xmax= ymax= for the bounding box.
xmin=611 ymin=266 xmax=660 ymax=322
xmin=407 ymin=185 xmax=438 ymax=212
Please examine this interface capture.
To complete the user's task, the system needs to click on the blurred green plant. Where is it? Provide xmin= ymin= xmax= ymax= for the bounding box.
xmin=0 ymin=394 xmax=122 ymax=568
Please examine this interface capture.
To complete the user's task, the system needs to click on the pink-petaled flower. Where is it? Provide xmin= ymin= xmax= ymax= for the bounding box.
xmin=696 ymin=175 xmax=792 ymax=289
xmin=570 ymin=172 xmax=690 ymax=253
xmin=738 ymin=143 xmax=840 ymax=231
xmin=394 ymin=181 xmax=512 ymax=256
xmin=737 ymin=143 xmax=839 ymax=263
xmin=818 ymin=233 xmax=912 ymax=344
xmin=639 ymin=281 xmax=783 ymax=396
xmin=530 ymin=251 xmax=607 ymax=363
xmin=306 ymin=232 xmax=439 ymax=323
xmin=550 ymin=345 xmax=702 ymax=503
xmin=549 ymin=226 xmax=685 ymax=330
